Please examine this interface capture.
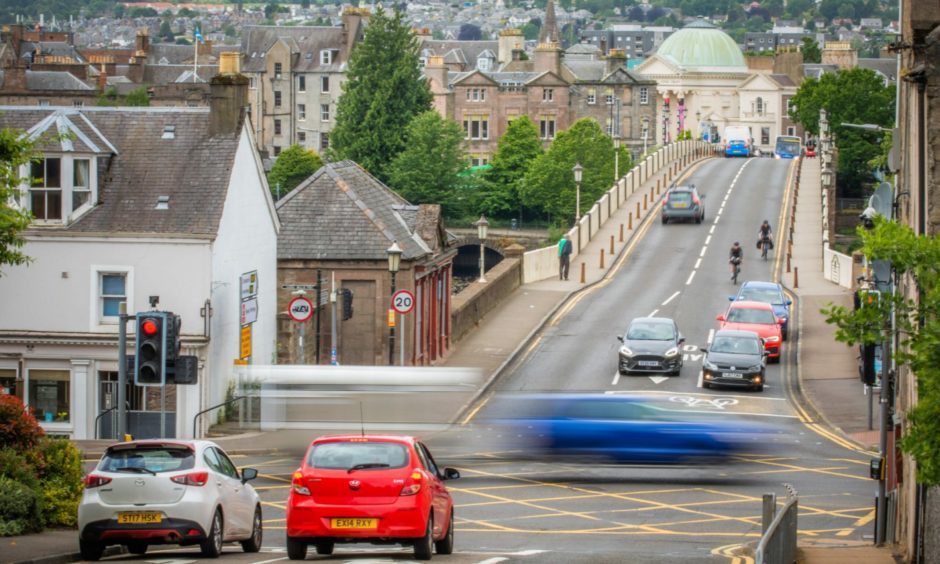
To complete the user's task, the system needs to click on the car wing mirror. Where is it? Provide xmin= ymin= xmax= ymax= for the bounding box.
xmin=443 ymin=467 xmax=460 ymax=480
xmin=716 ymin=314 xmax=726 ymax=321
xmin=700 ymin=347 xmax=708 ymax=353
xmin=778 ymin=318 xmax=785 ymax=325
xmin=241 ymin=468 xmax=258 ymax=483
xmin=617 ymin=335 xmax=624 ymax=342
xmin=728 ymin=296 xmax=735 ymax=301
xmin=786 ymin=299 xmax=793 ymax=305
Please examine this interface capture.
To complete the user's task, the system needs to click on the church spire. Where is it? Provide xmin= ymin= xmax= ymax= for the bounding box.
xmin=539 ymin=0 xmax=560 ymax=44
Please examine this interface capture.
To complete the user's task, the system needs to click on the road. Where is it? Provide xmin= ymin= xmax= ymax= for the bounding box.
xmin=89 ymin=158 xmax=876 ymax=563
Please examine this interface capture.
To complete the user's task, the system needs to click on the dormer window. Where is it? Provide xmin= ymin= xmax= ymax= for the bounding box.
xmin=30 ymin=158 xmax=62 ymax=221
xmin=477 ymin=56 xmax=491 ymax=71
xmin=320 ymin=50 xmax=333 ymax=65
xmin=72 ymin=159 xmax=90 ymax=209
xmin=23 ymin=155 xmax=98 ymax=225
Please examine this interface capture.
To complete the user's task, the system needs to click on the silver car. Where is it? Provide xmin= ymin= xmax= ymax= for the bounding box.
xmin=701 ymin=330 xmax=767 ymax=391
xmin=78 ymin=440 xmax=262 ymax=560
xmin=617 ymin=317 xmax=685 ymax=375
xmin=661 ymin=185 xmax=705 ymax=224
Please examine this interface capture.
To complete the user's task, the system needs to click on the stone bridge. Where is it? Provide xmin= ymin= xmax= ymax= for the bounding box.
xmin=449 ymin=228 xmax=549 ymax=277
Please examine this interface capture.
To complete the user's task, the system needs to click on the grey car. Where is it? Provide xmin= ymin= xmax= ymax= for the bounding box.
xmin=661 ymin=185 xmax=705 ymax=224
xmin=701 ymin=330 xmax=767 ymax=391
xmin=617 ymin=317 xmax=685 ymax=375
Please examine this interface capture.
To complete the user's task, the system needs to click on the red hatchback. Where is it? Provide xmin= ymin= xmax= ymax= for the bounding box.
xmin=716 ymin=300 xmax=784 ymax=362
xmin=286 ymin=435 xmax=459 ymax=561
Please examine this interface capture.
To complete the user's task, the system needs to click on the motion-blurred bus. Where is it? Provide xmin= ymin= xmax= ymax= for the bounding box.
xmin=773 ymin=135 xmax=802 ymax=159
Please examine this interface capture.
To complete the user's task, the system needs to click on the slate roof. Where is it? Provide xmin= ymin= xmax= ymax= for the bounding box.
xmin=276 ymin=160 xmax=432 ymax=262
xmin=241 ymin=25 xmax=350 ymax=74
xmin=143 ymin=64 xmax=219 ymax=84
xmin=769 ymin=73 xmax=796 ymax=87
xmin=26 ymin=70 xmax=93 ymax=91
xmin=420 ymin=39 xmax=499 ymax=68
xmin=858 ymin=58 xmax=897 ymax=82
xmin=0 ymin=106 xmax=240 ymax=237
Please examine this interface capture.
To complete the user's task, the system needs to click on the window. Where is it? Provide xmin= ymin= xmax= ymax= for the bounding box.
xmin=587 ymin=88 xmax=596 ymax=105
xmin=274 ymin=62 xmax=282 ymax=79
xmin=478 ymin=57 xmax=491 ymax=71
xmin=273 ymin=145 xmax=281 ymax=156
xmin=1 ymin=368 xmax=22 ymax=402
xmin=539 ymin=116 xmax=556 ymax=139
xmin=542 ymin=88 xmax=554 ymax=102
xmin=73 ymin=100 xmax=84 ymax=108
xmin=72 ymin=158 xmax=90 ymax=209
xmin=785 ymin=99 xmax=792 ymax=114
xmin=462 ymin=116 xmax=489 ymax=140
xmin=605 ymin=87 xmax=614 ymax=105
xmin=639 ymin=87 xmax=649 ymax=105
xmin=321 ymin=75 xmax=329 ymax=93
xmin=274 ymin=90 xmax=282 ymax=107
xmin=298 ymin=131 xmax=306 ymax=143
xmin=320 ymin=50 xmax=332 ymax=65
xmin=38 ymin=100 xmax=50 ymax=107
xmin=250 ymin=77 xmax=256 ymax=89
xmin=787 ymin=126 xmax=796 ymax=136
xmin=274 ymin=119 xmax=282 ymax=135
xmin=320 ymin=104 xmax=330 ymax=121
xmin=756 ymin=97 xmax=764 ymax=114
xmin=30 ymin=158 xmax=62 ymax=221
xmin=298 ymin=75 xmax=306 ymax=92
xmin=99 ymin=272 xmax=126 ymax=319
xmin=320 ymin=132 xmax=329 ymax=151
xmin=28 ymin=369 xmax=70 ymax=424
xmin=470 ymin=154 xmax=489 ymax=167
xmin=761 ymin=127 xmax=771 ymax=145
xmin=298 ymin=103 xmax=306 ymax=120
xmin=466 ymin=88 xmax=486 ymax=102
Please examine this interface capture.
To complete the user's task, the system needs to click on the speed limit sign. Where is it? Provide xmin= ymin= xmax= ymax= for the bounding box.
xmin=391 ymin=289 xmax=415 ymax=314
xmin=287 ymin=296 xmax=314 ymax=322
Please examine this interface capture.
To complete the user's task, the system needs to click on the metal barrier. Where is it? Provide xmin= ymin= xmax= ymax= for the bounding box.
xmin=94 ymin=406 xmax=118 ymax=440
xmin=193 ymin=396 xmax=247 ymax=438
xmin=755 ymin=485 xmax=799 ymax=564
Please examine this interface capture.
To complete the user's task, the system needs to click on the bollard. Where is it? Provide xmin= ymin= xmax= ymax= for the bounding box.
xmin=636 ymin=201 xmax=640 ymax=217
xmin=610 ymin=235 xmax=615 ymax=254
xmin=794 ymin=266 xmax=799 ymax=288
xmin=629 ymin=213 xmax=633 ymax=230
xmin=657 ymin=179 xmax=661 ymax=194
xmin=600 ymin=248 xmax=605 ymax=269
xmin=644 ymin=193 xmax=648 ymax=210
xmin=619 ymin=223 xmax=624 ymax=242
xmin=580 ymin=262 xmax=586 ymax=284
xmin=786 ymin=253 xmax=791 ymax=273
xmin=788 ymin=239 xmax=793 ymax=256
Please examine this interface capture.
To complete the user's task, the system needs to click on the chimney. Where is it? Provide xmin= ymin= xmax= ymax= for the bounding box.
xmin=197 ymin=38 xmax=213 ymax=57
xmin=97 ymin=64 xmax=108 ymax=92
xmin=135 ymin=28 xmax=150 ymax=55
xmin=424 ymin=55 xmax=448 ymax=92
xmin=342 ymin=7 xmax=370 ymax=57
xmin=606 ymin=48 xmax=626 ymax=74
xmin=413 ymin=27 xmax=432 ymax=41
xmin=209 ymin=52 xmax=249 ymax=137
xmin=534 ymin=42 xmax=561 ymax=75
xmin=5 ymin=65 xmax=27 ymax=92
xmin=498 ymin=28 xmax=523 ymax=66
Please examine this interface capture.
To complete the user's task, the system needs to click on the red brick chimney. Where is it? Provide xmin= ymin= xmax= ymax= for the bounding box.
xmin=135 ymin=28 xmax=150 ymax=55
xmin=97 ymin=64 xmax=108 ymax=92
xmin=4 ymin=65 xmax=27 ymax=92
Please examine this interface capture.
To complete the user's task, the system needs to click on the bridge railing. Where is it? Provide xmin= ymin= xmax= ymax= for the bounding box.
xmin=522 ymin=140 xmax=714 ymax=283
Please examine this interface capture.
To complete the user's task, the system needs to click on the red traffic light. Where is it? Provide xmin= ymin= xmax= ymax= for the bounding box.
xmin=141 ymin=319 xmax=160 ymax=336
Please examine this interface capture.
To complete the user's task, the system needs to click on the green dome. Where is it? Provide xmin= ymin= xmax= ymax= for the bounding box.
xmin=655 ymin=20 xmax=746 ymax=70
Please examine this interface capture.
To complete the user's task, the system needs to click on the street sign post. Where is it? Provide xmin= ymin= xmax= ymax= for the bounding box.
xmin=391 ymin=290 xmax=415 ymax=365
xmin=288 ymin=296 xmax=314 ymax=322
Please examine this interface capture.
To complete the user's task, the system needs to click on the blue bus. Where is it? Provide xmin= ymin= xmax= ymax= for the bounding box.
xmin=773 ymin=135 xmax=802 ymax=159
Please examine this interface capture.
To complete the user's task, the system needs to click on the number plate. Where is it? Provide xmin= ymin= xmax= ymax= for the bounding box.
xmin=672 ymin=202 xmax=688 ymax=208
xmin=724 ymin=373 xmax=743 ymax=379
xmin=117 ymin=512 xmax=162 ymax=524
xmin=331 ymin=518 xmax=378 ymax=529
xmin=638 ymin=361 xmax=660 ymax=367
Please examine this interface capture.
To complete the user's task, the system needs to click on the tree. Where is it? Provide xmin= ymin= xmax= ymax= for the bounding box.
xmin=801 ymin=36 xmax=822 ymax=63
xmin=387 ymin=112 xmax=468 ymax=216
xmin=328 ymin=6 xmax=432 ymax=183
xmin=158 ymin=20 xmax=174 ymax=42
xmin=0 ymin=128 xmax=36 ymax=274
xmin=478 ymin=116 xmax=544 ymax=219
xmin=267 ymin=145 xmax=323 ymax=199
xmin=458 ymin=23 xmax=482 ymax=41
xmin=124 ymin=87 xmax=150 ymax=107
xmin=520 ymin=118 xmax=617 ymax=223
xmin=822 ymin=217 xmax=940 ymax=485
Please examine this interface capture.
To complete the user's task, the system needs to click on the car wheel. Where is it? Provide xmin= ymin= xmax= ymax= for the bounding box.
xmin=435 ymin=508 xmax=455 ymax=555
xmin=756 ymin=383 xmax=765 ymax=392
xmin=661 ymin=215 xmax=668 ymax=224
xmin=79 ymin=539 xmax=104 ymax=561
xmin=286 ymin=536 xmax=307 ymax=560
xmin=702 ymin=382 xmax=710 ymax=389
xmin=200 ymin=509 xmax=224 ymax=558
xmin=771 ymin=355 xmax=781 ymax=364
xmin=241 ymin=506 xmax=263 ymax=553
xmin=127 ymin=541 xmax=147 ymax=555
xmin=414 ymin=514 xmax=434 ymax=561
xmin=315 ymin=541 xmax=334 ymax=555
xmin=695 ymin=215 xmax=702 ymax=224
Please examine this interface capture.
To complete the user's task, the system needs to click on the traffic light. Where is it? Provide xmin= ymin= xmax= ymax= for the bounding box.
xmin=135 ymin=312 xmax=167 ymax=386
xmin=342 ymin=288 xmax=354 ymax=321
xmin=165 ymin=313 xmax=181 ymax=362
xmin=860 ymin=343 xmax=877 ymax=385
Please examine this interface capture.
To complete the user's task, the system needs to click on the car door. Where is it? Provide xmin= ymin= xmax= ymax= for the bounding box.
xmin=203 ymin=447 xmax=242 ymax=538
xmin=417 ymin=442 xmax=450 ymax=538
xmin=213 ymin=447 xmax=254 ymax=538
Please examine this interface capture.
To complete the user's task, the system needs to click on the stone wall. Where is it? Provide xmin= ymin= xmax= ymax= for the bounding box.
xmin=450 ymin=245 xmax=524 ymax=344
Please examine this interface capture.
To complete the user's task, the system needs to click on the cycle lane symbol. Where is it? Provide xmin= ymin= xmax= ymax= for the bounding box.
xmin=669 ymin=395 xmax=739 ymax=410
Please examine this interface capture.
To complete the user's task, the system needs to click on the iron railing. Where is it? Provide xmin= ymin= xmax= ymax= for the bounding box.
xmin=755 ymin=486 xmax=799 ymax=564
xmin=94 ymin=406 xmax=118 ymax=440
xmin=192 ymin=396 xmax=247 ymax=438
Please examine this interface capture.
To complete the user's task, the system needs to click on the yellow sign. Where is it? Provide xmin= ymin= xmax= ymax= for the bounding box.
xmin=387 ymin=309 xmax=396 ymax=327
xmin=233 ymin=359 xmax=248 ymax=366
xmin=240 ymin=325 xmax=252 ymax=359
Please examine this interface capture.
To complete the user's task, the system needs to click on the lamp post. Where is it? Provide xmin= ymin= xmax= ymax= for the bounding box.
xmin=572 ymin=162 xmax=583 ymax=227
xmin=695 ymin=110 xmax=702 ymax=139
xmin=474 ymin=214 xmax=489 ymax=283
xmin=613 ymin=135 xmax=621 ymax=181
xmin=386 ymin=241 xmax=402 ymax=366
xmin=641 ymin=117 xmax=650 ymax=155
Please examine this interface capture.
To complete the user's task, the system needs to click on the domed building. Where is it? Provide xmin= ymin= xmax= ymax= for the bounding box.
xmin=635 ymin=20 xmax=802 ymax=150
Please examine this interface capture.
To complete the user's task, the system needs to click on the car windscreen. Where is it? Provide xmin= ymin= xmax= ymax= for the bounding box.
xmin=309 ymin=441 xmax=409 ymax=470
xmin=627 ymin=322 xmax=675 ymax=341
xmin=667 ymin=192 xmax=692 ymax=204
xmin=740 ymin=288 xmax=785 ymax=305
xmin=711 ymin=336 xmax=761 ymax=355
xmin=727 ymin=307 xmax=776 ymax=325
xmin=100 ymin=446 xmax=195 ymax=474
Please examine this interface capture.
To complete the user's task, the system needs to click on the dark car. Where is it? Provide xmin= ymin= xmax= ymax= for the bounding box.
xmin=661 ymin=185 xmax=705 ymax=224
xmin=487 ymin=394 xmax=773 ymax=465
xmin=701 ymin=330 xmax=767 ymax=391
xmin=730 ymin=281 xmax=792 ymax=340
xmin=617 ymin=317 xmax=684 ymax=375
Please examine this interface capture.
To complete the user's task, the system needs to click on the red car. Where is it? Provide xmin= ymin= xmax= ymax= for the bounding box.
xmin=804 ymin=147 xmax=817 ymax=157
xmin=286 ymin=435 xmax=459 ymax=561
xmin=716 ymin=300 xmax=784 ymax=362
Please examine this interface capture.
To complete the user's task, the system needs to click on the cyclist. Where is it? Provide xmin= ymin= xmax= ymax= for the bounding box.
xmin=758 ymin=220 xmax=773 ymax=258
xmin=729 ymin=241 xmax=743 ymax=280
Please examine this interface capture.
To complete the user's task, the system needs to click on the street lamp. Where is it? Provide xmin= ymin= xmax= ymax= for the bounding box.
xmin=474 ymin=214 xmax=489 ymax=283
xmin=572 ymin=162 xmax=583 ymax=227
xmin=641 ymin=117 xmax=650 ymax=155
xmin=386 ymin=241 xmax=402 ymax=366
xmin=613 ymin=135 xmax=621 ymax=181
xmin=821 ymin=165 xmax=834 ymax=190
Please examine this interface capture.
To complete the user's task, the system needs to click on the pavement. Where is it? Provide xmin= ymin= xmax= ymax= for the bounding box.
xmin=3 ymin=153 xmax=902 ymax=564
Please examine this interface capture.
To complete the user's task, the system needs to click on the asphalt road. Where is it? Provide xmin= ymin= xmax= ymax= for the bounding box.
xmin=88 ymin=158 xmax=876 ymax=563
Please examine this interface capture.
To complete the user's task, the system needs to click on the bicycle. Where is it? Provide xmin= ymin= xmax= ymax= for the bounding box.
xmin=730 ymin=256 xmax=742 ymax=285
xmin=760 ymin=236 xmax=772 ymax=260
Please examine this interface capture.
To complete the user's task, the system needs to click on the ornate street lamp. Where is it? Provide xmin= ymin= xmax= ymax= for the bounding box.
xmin=641 ymin=117 xmax=650 ymax=155
xmin=386 ymin=241 xmax=402 ymax=366
xmin=613 ymin=135 xmax=621 ymax=181
xmin=474 ymin=214 xmax=489 ymax=283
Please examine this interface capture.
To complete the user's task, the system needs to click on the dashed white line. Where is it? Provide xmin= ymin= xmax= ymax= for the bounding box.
xmin=611 ymin=370 xmax=620 ymax=386
xmin=709 ymin=225 xmax=716 ymax=234
xmin=705 ymin=234 xmax=712 ymax=245
xmin=662 ymin=291 xmax=680 ymax=306
xmin=707 ymin=328 xmax=715 ymax=344
xmin=700 ymin=246 xmax=708 ymax=258
xmin=648 ymin=309 xmax=659 ymax=317
xmin=694 ymin=257 xmax=702 ymax=269
xmin=697 ymin=370 xmax=704 ymax=388
xmin=685 ymin=271 xmax=696 ymax=285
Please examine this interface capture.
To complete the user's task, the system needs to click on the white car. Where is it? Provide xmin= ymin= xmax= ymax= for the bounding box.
xmin=78 ymin=440 xmax=262 ymax=560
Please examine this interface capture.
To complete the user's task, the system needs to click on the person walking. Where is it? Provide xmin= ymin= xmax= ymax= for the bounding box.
xmin=558 ymin=235 xmax=572 ymax=280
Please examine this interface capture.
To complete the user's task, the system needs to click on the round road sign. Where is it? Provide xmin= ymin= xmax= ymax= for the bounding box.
xmin=391 ymin=289 xmax=415 ymax=314
xmin=288 ymin=296 xmax=314 ymax=322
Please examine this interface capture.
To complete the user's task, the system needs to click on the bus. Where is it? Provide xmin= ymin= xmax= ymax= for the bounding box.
xmin=773 ymin=135 xmax=802 ymax=159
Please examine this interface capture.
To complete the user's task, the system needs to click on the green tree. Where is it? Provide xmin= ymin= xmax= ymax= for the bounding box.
xmin=478 ymin=116 xmax=544 ymax=218
xmin=822 ymin=218 xmax=940 ymax=485
xmin=520 ymin=118 xmax=617 ymax=223
xmin=387 ymin=111 xmax=468 ymax=216
xmin=124 ymin=87 xmax=150 ymax=107
xmin=158 ymin=20 xmax=174 ymax=42
xmin=0 ymin=129 xmax=36 ymax=274
xmin=266 ymin=145 xmax=323 ymax=199
xmin=328 ymin=6 xmax=432 ymax=183
xmin=801 ymin=36 xmax=822 ymax=63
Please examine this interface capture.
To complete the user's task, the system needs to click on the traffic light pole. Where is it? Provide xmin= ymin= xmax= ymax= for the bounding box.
xmin=875 ymin=329 xmax=890 ymax=545
xmin=315 ymin=269 xmax=322 ymax=364
xmin=117 ymin=304 xmax=129 ymax=440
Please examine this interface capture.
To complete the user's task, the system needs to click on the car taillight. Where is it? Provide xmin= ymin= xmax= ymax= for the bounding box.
xmin=693 ymin=196 xmax=701 ymax=206
xmin=661 ymin=198 xmax=667 ymax=206
xmin=291 ymin=471 xmax=311 ymax=496
xmin=399 ymin=471 xmax=424 ymax=496
xmin=83 ymin=475 xmax=112 ymax=489
xmin=171 ymin=471 xmax=209 ymax=486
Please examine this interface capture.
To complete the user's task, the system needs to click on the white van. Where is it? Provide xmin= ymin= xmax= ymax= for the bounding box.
xmin=723 ymin=125 xmax=754 ymax=157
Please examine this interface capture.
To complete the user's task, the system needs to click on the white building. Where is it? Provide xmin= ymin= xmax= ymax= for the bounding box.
xmin=0 ymin=61 xmax=279 ymax=440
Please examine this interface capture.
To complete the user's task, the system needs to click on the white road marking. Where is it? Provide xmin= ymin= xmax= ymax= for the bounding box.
xmin=709 ymin=225 xmax=716 ymax=234
xmin=685 ymin=271 xmax=696 ymax=285
xmin=648 ymin=308 xmax=659 ymax=317
xmin=250 ymin=557 xmax=289 ymax=564
xmin=662 ymin=291 xmax=680 ymax=306
xmin=476 ymin=559 xmax=509 ymax=564
xmin=649 ymin=375 xmax=669 ymax=384
xmin=611 ymin=370 xmax=620 ymax=386
xmin=697 ymin=370 xmax=704 ymax=388
xmin=700 ymin=246 xmax=708 ymax=258
xmin=705 ymin=234 xmax=712 ymax=245
xmin=694 ymin=257 xmax=702 ymax=269
xmin=707 ymin=328 xmax=715 ymax=344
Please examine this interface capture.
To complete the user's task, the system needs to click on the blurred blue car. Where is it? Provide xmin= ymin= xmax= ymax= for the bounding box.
xmin=486 ymin=394 xmax=772 ymax=465
xmin=730 ymin=281 xmax=792 ymax=340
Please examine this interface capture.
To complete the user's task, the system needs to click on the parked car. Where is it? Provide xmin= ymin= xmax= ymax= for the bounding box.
xmin=78 ymin=440 xmax=262 ymax=561
xmin=730 ymin=281 xmax=792 ymax=339
xmin=617 ymin=317 xmax=685 ymax=375
xmin=716 ymin=301 xmax=784 ymax=362
xmin=286 ymin=435 xmax=459 ymax=561
xmin=661 ymin=185 xmax=705 ymax=224
xmin=701 ymin=330 xmax=768 ymax=391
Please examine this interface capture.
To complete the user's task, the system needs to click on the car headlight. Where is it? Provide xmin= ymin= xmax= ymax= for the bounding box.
xmin=748 ymin=364 xmax=763 ymax=372
xmin=619 ymin=346 xmax=634 ymax=356
xmin=703 ymin=359 xmax=718 ymax=370
xmin=765 ymin=336 xmax=780 ymax=343
xmin=664 ymin=347 xmax=679 ymax=357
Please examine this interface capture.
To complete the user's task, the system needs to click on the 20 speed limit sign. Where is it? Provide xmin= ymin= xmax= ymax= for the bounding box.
xmin=391 ymin=290 xmax=415 ymax=314
xmin=287 ymin=296 xmax=314 ymax=322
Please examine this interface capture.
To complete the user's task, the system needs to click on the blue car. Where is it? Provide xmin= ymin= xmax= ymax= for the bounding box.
xmin=486 ymin=394 xmax=772 ymax=465
xmin=730 ymin=281 xmax=792 ymax=340
xmin=725 ymin=139 xmax=750 ymax=157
